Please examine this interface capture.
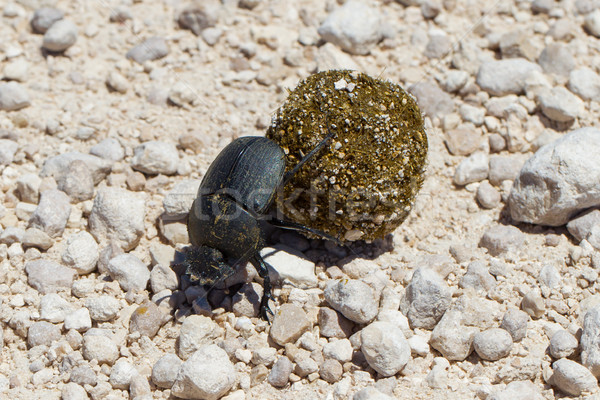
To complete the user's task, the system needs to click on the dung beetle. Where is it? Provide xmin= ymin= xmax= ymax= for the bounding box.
xmin=185 ymin=123 xmax=339 ymax=320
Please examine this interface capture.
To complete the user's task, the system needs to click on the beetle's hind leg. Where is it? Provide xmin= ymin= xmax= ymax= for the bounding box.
xmin=251 ymin=255 xmax=275 ymax=321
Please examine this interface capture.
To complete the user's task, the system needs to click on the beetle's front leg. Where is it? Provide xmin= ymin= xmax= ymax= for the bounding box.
xmin=252 ymin=255 xmax=274 ymax=321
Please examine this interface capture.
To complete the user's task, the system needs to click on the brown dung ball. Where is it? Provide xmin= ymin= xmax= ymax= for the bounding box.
xmin=266 ymin=70 xmax=427 ymax=242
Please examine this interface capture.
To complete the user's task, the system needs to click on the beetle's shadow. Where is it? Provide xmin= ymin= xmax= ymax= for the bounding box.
xmin=267 ymin=227 xmax=395 ymax=267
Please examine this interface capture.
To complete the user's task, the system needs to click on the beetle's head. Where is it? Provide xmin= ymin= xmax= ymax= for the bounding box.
xmin=183 ymin=246 xmax=235 ymax=286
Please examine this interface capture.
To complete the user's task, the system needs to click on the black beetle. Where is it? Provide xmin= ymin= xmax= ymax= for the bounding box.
xmin=184 ymin=124 xmax=339 ymax=320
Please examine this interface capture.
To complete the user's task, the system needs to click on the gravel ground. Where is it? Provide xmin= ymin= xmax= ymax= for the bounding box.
xmin=1 ymin=0 xmax=600 ymax=399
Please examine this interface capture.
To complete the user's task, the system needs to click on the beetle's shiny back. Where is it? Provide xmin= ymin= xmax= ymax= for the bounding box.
xmin=199 ymin=137 xmax=286 ymax=214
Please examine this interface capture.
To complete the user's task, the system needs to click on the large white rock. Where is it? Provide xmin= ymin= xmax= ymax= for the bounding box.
xmin=361 ymin=321 xmax=411 ymax=377
xmin=318 ymin=0 xmax=385 ymax=55
xmin=509 ymin=128 xmax=600 ymax=226
xmin=262 ymin=244 xmax=317 ymax=289
xmin=171 ymin=344 xmax=236 ymax=400
xmin=88 ymin=187 xmax=146 ymax=251
xmin=476 ymin=58 xmax=542 ymax=96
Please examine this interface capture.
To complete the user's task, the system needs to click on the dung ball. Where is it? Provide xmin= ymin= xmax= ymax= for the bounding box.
xmin=266 ymin=70 xmax=428 ymax=242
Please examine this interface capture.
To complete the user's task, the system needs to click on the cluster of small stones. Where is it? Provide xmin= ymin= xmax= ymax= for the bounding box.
xmin=1 ymin=1 xmax=600 ymax=400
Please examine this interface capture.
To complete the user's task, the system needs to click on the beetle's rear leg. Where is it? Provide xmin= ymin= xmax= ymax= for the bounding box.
xmin=252 ymin=255 xmax=275 ymax=321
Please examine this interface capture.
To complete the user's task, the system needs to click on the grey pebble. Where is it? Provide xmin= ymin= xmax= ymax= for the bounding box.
xmin=89 ymin=138 xmax=125 ymax=162
xmin=459 ymin=261 xmax=496 ymax=292
xmin=567 ymin=208 xmax=600 ymax=243
xmin=269 ymin=303 xmax=311 ymax=346
xmin=488 ymin=155 xmax=526 ymax=186
xmin=499 ymin=30 xmax=538 ymax=60
xmin=88 ymin=187 xmax=146 ymax=251
xmin=0 ymin=139 xmax=18 ymax=165
xmin=323 ymin=339 xmax=353 ymax=363
xmin=107 ymin=253 xmax=150 ymax=292
xmin=318 ymin=307 xmax=354 ymax=338
xmin=444 ymin=123 xmax=482 ymax=156
xmin=426 ymin=357 xmax=449 ymax=389
xmin=109 ymin=358 xmax=137 ymax=389
xmin=294 ymin=355 xmax=318 ymax=377
xmin=28 ymin=189 xmax=71 ymax=238
xmin=400 ymin=267 xmax=451 ymax=329
xmin=232 ymin=282 xmax=262 ymax=317
xmin=500 ymin=308 xmax=529 ymax=342
xmin=442 ymin=70 xmax=469 ymax=93
xmin=25 ymin=259 xmax=75 ymax=294
xmin=106 ymin=71 xmax=129 ymax=94
xmin=268 ymin=356 xmax=292 ymax=388
xmin=531 ymin=0 xmax=554 ymax=13
xmin=150 ymin=263 xmax=178 ymax=293
xmin=82 ymin=333 xmax=119 ymax=365
xmin=476 ymin=58 xmax=542 ymax=96
xmin=479 ymin=224 xmax=525 ymax=256
xmin=552 ymin=358 xmax=598 ymax=396
xmin=509 ymin=128 xmax=600 ymax=226
xmin=126 ymin=37 xmax=169 ymax=64
xmin=178 ymin=1 xmax=219 ymax=35
xmin=581 ymin=304 xmax=600 ymax=377
xmin=64 ymin=308 xmax=92 ymax=331
xmin=538 ymin=264 xmax=561 ymax=288
xmin=163 ymin=179 xmax=200 ymax=217
xmin=459 ymin=103 xmax=485 ymax=126
xmin=549 ymin=330 xmax=579 ymax=359
xmin=62 ymin=231 xmax=99 ymax=274
xmin=0 ymin=226 xmax=20 ymax=245
xmin=538 ymin=86 xmax=583 ymax=122
xmin=152 ymin=353 xmax=182 ymax=389
xmin=251 ymin=347 xmax=277 ymax=366
xmin=538 ymin=43 xmax=575 ymax=76
xmin=521 ymin=290 xmax=545 ymax=319
xmin=430 ymin=309 xmax=478 ymax=361
xmin=27 ymin=321 xmax=60 ymax=347
xmin=361 ymin=321 xmax=411 ymax=377
xmin=85 ymin=295 xmax=120 ymax=322
xmin=569 ymin=67 xmax=600 ymax=101
xmin=488 ymin=133 xmax=506 ymax=152
xmin=31 ymin=7 xmax=63 ymax=33
xmin=129 ymin=300 xmax=165 ymax=338
xmin=318 ymin=0 xmax=385 ymax=55
xmin=0 ymin=82 xmax=30 ymax=111
xmin=320 ymin=359 xmax=343 ymax=383
xmin=57 ymin=160 xmax=94 ymax=202
xmin=42 ymin=19 xmax=77 ymax=52
xmin=424 ymin=30 xmax=451 ymax=59
xmin=17 ymin=201 xmax=38 ymax=222
xmin=178 ymin=315 xmax=220 ymax=359
xmin=584 ymin=9 xmax=600 ymax=38
xmin=453 ymin=152 xmax=489 ymax=186
xmin=262 ymin=245 xmax=318 ymax=289
xmin=39 ymin=292 xmax=72 ymax=322
xmin=171 ymin=344 xmax=236 ymax=399
xmin=70 ymin=364 xmax=97 ymax=386
xmin=476 ymin=181 xmax=501 ymax=209
xmin=61 ymin=382 xmax=88 ymax=400
xmin=22 ymin=227 xmax=53 ymax=251
xmin=129 ymin=372 xmax=151 ymax=398
xmin=41 ymin=151 xmax=112 ymax=185
xmin=16 ymin=173 xmax=42 ymax=204
xmin=409 ymin=81 xmax=454 ymax=119
xmin=132 ymin=141 xmax=179 ymax=175
xmin=473 ymin=328 xmax=513 ymax=361
xmin=324 ymin=278 xmax=379 ymax=324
